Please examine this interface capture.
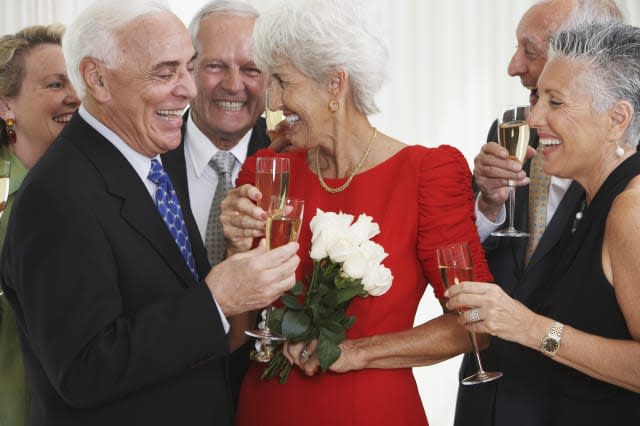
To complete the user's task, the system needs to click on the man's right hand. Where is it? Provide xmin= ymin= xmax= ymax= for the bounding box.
xmin=473 ymin=142 xmax=534 ymax=221
xmin=206 ymin=240 xmax=299 ymax=317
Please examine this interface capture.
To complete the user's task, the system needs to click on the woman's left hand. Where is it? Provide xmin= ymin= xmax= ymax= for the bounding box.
xmin=282 ymin=339 xmax=363 ymax=376
xmin=445 ymin=281 xmax=538 ymax=345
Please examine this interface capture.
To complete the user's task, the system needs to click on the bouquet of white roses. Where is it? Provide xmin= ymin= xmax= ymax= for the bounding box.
xmin=256 ymin=209 xmax=393 ymax=383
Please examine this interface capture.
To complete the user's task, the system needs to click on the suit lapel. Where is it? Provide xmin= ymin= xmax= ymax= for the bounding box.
xmin=247 ymin=117 xmax=270 ymax=157
xmin=525 ymin=180 xmax=584 ymax=270
xmin=69 ymin=115 xmax=200 ymax=287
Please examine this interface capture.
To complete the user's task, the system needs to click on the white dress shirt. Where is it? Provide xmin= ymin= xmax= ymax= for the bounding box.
xmin=184 ymin=111 xmax=252 ymax=242
xmin=78 ymin=106 xmax=230 ymax=333
xmin=475 ymin=176 xmax=573 ymax=242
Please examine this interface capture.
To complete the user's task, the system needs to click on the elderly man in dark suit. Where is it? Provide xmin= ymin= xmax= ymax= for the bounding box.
xmin=454 ymin=1 xmax=624 ymax=426
xmin=0 ymin=1 xmax=299 ymax=425
xmin=160 ymin=0 xmax=272 ymax=409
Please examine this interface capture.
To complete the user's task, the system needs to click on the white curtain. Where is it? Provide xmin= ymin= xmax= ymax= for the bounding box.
xmin=3 ymin=1 xmax=640 ymax=424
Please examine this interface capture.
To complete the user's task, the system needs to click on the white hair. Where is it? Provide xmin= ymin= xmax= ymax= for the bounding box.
xmin=563 ymin=0 xmax=627 ymax=29
xmin=62 ymin=0 xmax=170 ymax=99
xmin=550 ymin=22 xmax=640 ymax=147
xmin=252 ymin=0 xmax=388 ymax=116
xmin=188 ymin=0 xmax=258 ymax=47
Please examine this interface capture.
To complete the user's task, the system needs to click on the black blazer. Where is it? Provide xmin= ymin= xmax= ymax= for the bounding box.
xmin=161 ymin=112 xmax=271 ymax=411
xmin=454 ymin=123 xmax=585 ymax=426
xmin=1 ymin=113 xmax=233 ymax=426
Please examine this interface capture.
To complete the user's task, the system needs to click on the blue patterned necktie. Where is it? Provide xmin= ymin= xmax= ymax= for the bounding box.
xmin=148 ymin=159 xmax=199 ymax=281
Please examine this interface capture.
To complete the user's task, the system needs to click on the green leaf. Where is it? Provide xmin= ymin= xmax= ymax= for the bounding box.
xmin=290 ymin=280 xmax=305 ymax=296
xmin=318 ymin=320 xmax=346 ymax=344
xmin=269 ymin=307 xmax=284 ymax=333
xmin=280 ymin=293 xmax=303 ymax=310
xmin=281 ymin=309 xmax=311 ymax=339
xmin=317 ymin=334 xmax=342 ymax=372
xmin=335 ymin=286 xmax=365 ymax=305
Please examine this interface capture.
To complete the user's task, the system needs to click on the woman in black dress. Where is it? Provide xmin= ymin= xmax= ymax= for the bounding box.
xmin=447 ymin=22 xmax=640 ymax=425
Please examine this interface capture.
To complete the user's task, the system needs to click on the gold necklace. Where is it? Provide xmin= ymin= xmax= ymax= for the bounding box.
xmin=315 ymin=127 xmax=377 ymax=193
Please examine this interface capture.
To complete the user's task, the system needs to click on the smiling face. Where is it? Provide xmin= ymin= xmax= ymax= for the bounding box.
xmin=190 ymin=13 xmax=264 ymax=148
xmin=266 ymin=60 xmax=332 ymax=149
xmin=2 ymin=43 xmax=80 ymax=167
xmin=508 ymin=1 xmax=571 ymax=99
xmin=95 ymin=12 xmax=197 ymax=157
xmin=529 ymin=56 xmax=612 ymax=184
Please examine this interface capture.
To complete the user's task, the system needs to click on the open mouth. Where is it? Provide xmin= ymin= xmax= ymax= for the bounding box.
xmin=215 ymin=101 xmax=244 ymax=112
xmin=285 ymin=114 xmax=299 ymax=125
xmin=53 ymin=113 xmax=74 ymax=124
xmin=156 ymin=109 xmax=184 ymax=119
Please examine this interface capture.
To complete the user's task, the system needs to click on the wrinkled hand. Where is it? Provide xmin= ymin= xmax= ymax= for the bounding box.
xmin=206 ymin=240 xmax=300 ymax=317
xmin=445 ymin=281 xmax=536 ymax=346
xmin=268 ymin=121 xmax=295 ymax=153
xmin=283 ymin=338 xmax=363 ymax=376
xmin=473 ymin=142 xmax=534 ymax=220
xmin=220 ymin=184 xmax=267 ymax=255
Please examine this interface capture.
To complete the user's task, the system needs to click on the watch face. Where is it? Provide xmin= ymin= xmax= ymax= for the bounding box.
xmin=543 ymin=337 xmax=559 ymax=353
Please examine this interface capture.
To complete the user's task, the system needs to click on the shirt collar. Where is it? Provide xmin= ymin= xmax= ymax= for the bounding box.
xmin=1 ymin=145 xmax=28 ymax=195
xmin=79 ymin=106 xmax=159 ymax=183
xmin=184 ymin=110 xmax=252 ymax=177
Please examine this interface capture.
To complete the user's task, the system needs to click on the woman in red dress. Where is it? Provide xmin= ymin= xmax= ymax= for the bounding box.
xmin=220 ymin=1 xmax=493 ymax=424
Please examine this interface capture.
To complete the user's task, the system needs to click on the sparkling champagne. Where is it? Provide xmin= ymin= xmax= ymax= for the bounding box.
xmin=498 ymin=120 xmax=529 ymax=162
xmin=265 ymin=215 xmax=301 ymax=250
xmin=438 ymin=265 xmax=473 ymax=289
xmin=256 ymin=171 xmax=289 ymax=211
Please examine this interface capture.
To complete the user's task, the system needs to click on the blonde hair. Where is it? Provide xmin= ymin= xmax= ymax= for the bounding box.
xmin=0 ymin=24 xmax=65 ymax=144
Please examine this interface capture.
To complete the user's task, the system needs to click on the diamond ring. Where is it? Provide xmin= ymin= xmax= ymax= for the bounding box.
xmin=469 ymin=307 xmax=481 ymax=322
xmin=300 ymin=347 xmax=311 ymax=362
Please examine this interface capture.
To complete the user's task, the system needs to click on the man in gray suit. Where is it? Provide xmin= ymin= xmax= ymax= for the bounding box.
xmin=455 ymin=1 xmax=624 ymax=425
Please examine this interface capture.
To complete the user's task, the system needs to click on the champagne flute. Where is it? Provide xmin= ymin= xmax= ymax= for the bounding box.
xmin=491 ymin=105 xmax=530 ymax=237
xmin=436 ymin=242 xmax=503 ymax=385
xmin=245 ymin=195 xmax=304 ymax=344
xmin=0 ymin=160 xmax=10 ymax=220
xmin=255 ymin=157 xmax=290 ymax=211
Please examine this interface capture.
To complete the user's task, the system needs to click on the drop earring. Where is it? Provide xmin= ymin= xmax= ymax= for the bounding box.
xmin=328 ymin=100 xmax=339 ymax=112
xmin=615 ymin=141 xmax=624 ymax=158
xmin=5 ymin=118 xmax=16 ymax=144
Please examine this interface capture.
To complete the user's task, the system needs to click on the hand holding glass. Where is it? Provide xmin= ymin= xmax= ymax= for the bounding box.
xmin=491 ymin=105 xmax=530 ymax=237
xmin=437 ymin=242 xmax=503 ymax=385
xmin=245 ymin=196 xmax=304 ymax=344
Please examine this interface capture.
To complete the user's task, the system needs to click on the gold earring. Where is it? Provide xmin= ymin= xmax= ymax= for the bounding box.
xmin=329 ymin=100 xmax=339 ymax=112
xmin=5 ymin=118 xmax=16 ymax=144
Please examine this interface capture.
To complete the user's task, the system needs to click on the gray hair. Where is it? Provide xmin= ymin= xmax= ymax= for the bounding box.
xmin=563 ymin=0 xmax=626 ymax=29
xmin=62 ymin=0 xmax=170 ymax=99
xmin=549 ymin=22 xmax=640 ymax=147
xmin=252 ymin=0 xmax=388 ymax=116
xmin=188 ymin=0 xmax=258 ymax=47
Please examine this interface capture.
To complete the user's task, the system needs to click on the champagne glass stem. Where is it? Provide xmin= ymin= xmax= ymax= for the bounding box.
xmin=264 ymin=304 xmax=274 ymax=332
xmin=468 ymin=331 xmax=487 ymax=374
xmin=507 ymin=184 xmax=516 ymax=231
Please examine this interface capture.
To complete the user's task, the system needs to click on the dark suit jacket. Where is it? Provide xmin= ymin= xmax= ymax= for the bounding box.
xmin=161 ymin=112 xmax=270 ymax=412
xmin=454 ymin=122 xmax=585 ymax=426
xmin=0 ymin=114 xmax=233 ymax=426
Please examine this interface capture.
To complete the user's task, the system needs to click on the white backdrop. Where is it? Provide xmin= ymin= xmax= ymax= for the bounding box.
xmin=2 ymin=1 xmax=640 ymax=425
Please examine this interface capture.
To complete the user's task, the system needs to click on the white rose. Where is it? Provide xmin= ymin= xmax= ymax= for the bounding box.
xmin=310 ymin=209 xmax=353 ymax=244
xmin=349 ymin=214 xmax=380 ymax=243
xmin=327 ymin=238 xmax=358 ymax=263
xmin=309 ymin=230 xmax=331 ymax=260
xmin=362 ymin=264 xmax=393 ymax=296
xmin=341 ymin=251 xmax=369 ymax=279
xmin=358 ymin=240 xmax=388 ymax=266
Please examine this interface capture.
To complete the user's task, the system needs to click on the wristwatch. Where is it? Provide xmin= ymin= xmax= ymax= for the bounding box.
xmin=540 ymin=321 xmax=564 ymax=357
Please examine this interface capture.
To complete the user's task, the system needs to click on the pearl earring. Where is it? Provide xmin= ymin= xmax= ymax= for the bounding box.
xmin=615 ymin=142 xmax=625 ymax=158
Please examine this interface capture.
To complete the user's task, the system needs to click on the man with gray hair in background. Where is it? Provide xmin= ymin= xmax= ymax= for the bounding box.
xmin=0 ymin=0 xmax=299 ymax=424
xmin=455 ymin=1 xmax=625 ymax=425
xmin=160 ymin=0 xmax=272 ymax=409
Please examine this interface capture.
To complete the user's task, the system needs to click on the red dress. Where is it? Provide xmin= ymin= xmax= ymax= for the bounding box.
xmin=235 ymin=145 xmax=492 ymax=426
